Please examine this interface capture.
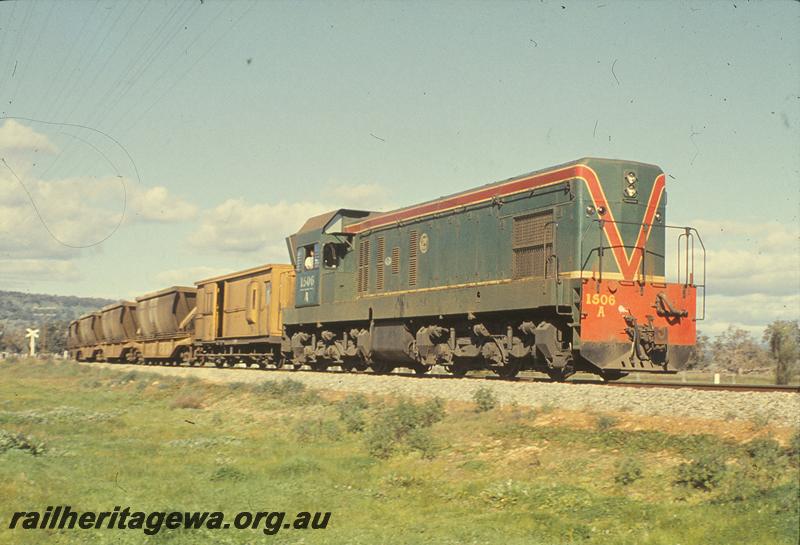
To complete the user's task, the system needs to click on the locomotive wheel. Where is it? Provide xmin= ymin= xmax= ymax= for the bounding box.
xmin=497 ymin=364 xmax=520 ymax=379
xmin=414 ymin=364 xmax=432 ymax=376
xmin=546 ymin=367 xmax=575 ymax=382
xmin=177 ymin=348 xmax=192 ymax=366
xmin=213 ymin=358 xmax=225 ymax=368
xmin=446 ymin=364 xmax=468 ymax=377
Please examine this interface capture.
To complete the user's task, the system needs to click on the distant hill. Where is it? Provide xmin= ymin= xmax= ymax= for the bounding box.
xmin=0 ymin=290 xmax=114 ymax=327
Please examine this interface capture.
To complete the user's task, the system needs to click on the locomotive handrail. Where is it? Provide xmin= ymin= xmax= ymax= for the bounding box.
xmin=578 ymin=219 xmax=706 ymax=321
xmin=543 ymin=221 xmax=572 ymax=316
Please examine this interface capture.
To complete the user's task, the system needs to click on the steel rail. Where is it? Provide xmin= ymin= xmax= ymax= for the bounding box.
xmin=72 ymin=359 xmax=800 ymax=394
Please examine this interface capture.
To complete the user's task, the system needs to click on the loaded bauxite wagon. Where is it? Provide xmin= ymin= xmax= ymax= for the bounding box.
xmin=134 ymin=286 xmax=196 ymax=364
xmin=94 ymin=301 xmax=139 ymax=363
xmin=66 ymin=320 xmax=80 ymax=360
xmin=74 ymin=313 xmax=101 ymax=362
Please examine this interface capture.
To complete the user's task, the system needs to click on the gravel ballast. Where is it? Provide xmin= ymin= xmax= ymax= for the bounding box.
xmin=79 ymin=362 xmax=799 ymax=426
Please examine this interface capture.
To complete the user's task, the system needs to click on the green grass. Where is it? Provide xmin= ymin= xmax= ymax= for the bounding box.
xmin=0 ymin=358 xmax=798 ymax=545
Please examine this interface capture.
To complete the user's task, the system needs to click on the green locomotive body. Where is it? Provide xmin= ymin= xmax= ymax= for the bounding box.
xmin=283 ymin=158 xmax=702 ymax=379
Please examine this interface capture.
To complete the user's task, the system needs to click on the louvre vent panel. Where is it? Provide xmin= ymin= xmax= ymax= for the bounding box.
xmin=512 ymin=211 xmax=553 ymax=248
xmin=512 ymin=211 xmax=553 ymax=279
xmin=391 ymin=247 xmax=400 ymax=274
xmin=409 ymin=230 xmax=418 ymax=287
xmin=376 ymin=237 xmax=385 ymax=290
xmin=357 ymin=239 xmax=370 ymax=293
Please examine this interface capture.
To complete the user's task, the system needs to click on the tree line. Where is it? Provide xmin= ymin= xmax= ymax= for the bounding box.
xmin=687 ymin=320 xmax=800 ymax=385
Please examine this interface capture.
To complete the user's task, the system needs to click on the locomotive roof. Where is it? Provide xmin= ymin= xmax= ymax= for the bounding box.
xmin=290 ymin=157 xmax=660 ymax=239
xmin=293 ymin=208 xmax=379 ymax=236
xmin=342 ymin=157 xmax=661 ymax=233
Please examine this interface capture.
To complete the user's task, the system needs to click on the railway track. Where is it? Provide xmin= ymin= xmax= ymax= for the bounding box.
xmin=79 ymin=360 xmax=800 ymax=394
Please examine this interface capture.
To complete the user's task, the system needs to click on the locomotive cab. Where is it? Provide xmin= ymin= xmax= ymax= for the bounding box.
xmin=287 ymin=209 xmax=375 ymax=309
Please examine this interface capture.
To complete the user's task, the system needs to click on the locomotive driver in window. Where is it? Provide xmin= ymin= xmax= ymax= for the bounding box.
xmin=304 ymin=248 xmax=315 ymax=271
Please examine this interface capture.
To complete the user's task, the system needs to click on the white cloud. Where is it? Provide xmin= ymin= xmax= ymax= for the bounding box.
xmin=0 ymin=163 xmax=199 ymax=293
xmin=0 ymin=258 xmax=80 ymax=282
xmin=699 ymin=293 xmax=800 ymax=338
xmin=684 ymin=219 xmax=800 ymax=337
xmin=686 ymin=219 xmax=799 ymax=297
xmin=0 ymin=119 xmax=59 ymax=154
xmin=128 ymin=185 xmax=197 ymax=223
xmin=190 ymin=199 xmax=329 ymax=259
xmin=189 ymin=182 xmax=395 ymax=260
xmin=0 ymin=170 xmax=197 ymax=253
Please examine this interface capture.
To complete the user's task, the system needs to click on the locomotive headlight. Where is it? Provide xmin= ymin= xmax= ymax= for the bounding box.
xmin=655 ymin=212 xmax=662 ymax=223
xmin=624 ymin=171 xmax=638 ymax=198
xmin=585 ymin=205 xmax=596 ymax=216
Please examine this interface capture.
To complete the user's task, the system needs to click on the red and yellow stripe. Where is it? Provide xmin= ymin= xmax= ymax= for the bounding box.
xmin=344 ymin=164 xmax=666 ymax=282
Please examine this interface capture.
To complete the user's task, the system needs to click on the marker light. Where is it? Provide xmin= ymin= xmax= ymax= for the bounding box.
xmin=624 ymin=171 xmax=638 ymax=198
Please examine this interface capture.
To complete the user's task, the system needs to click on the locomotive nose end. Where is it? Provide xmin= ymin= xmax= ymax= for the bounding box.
xmin=579 ymin=279 xmax=696 ymax=374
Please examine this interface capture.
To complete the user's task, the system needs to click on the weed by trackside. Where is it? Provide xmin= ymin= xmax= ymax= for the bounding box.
xmin=676 ymin=451 xmax=727 ymax=491
xmin=294 ymin=418 xmax=341 ymax=443
xmin=595 ymin=414 xmax=619 ymax=432
xmin=472 ymin=386 xmax=498 ymax=412
xmin=337 ymin=393 xmax=370 ymax=433
xmin=365 ymin=397 xmax=444 ymax=459
xmin=170 ymin=394 xmax=204 ymax=409
xmin=0 ymin=429 xmax=46 ymax=455
xmin=614 ymin=457 xmax=643 ymax=486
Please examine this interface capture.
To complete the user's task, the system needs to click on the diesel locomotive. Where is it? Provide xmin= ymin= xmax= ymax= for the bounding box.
xmin=67 ymin=157 xmax=705 ymax=380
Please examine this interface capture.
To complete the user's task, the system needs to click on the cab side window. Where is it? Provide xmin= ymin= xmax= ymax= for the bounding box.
xmin=302 ymin=244 xmax=318 ymax=271
xmin=323 ymin=243 xmax=341 ymax=269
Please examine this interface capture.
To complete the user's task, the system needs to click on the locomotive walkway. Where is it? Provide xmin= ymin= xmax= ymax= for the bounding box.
xmin=75 ymin=361 xmax=799 ymax=426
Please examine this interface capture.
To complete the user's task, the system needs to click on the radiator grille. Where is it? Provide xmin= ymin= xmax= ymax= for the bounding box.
xmin=357 ymin=239 xmax=370 ymax=293
xmin=408 ymin=230 xmax=418 ymax=287
xmin=512 ymin=211 xmax=553 ymax=279
xmin=391 ymin=247 xmax=400 ymax=274
xmin=376 ymin=236 xmax=385 ymax=290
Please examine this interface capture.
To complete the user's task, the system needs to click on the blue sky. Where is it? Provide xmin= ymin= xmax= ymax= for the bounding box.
xmin=0 ymin=0 xmax=797 ymax=336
